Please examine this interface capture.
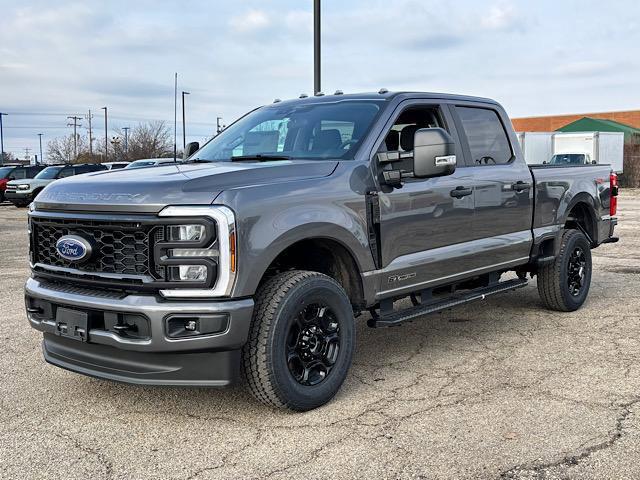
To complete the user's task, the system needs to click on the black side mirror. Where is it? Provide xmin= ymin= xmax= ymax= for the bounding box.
xmin=184 ymin=142 xmax=200 ymax=159
xmin=413 ymin=128 xmax=456 ymax=178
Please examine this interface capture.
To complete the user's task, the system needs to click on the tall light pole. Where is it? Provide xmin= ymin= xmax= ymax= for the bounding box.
xmin=37 ymin=133 xmax=44 ymax=165
xmin=173 ymin=73 xmax=178 ymax=161
xmin=182 ymin=91 xmax=190 ymax=149
xmin=101 ymin=107 xmax=108 ymax=161
xmin=0 ymin=112 xmax=7 ymax=165
xmin=314 ymin=0 xmax=321 ymax=94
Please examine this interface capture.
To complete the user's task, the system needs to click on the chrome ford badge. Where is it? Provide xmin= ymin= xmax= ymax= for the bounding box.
xmin=55 ymin=235 xmax=92 ymax=262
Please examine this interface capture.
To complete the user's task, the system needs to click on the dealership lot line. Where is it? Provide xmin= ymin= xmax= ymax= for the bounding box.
xmin=1 ymin=191 xmax=639 ymax=480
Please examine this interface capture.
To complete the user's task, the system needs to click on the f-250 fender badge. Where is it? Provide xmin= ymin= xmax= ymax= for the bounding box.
xmin=388 ymin=272 xmax=417 ymax=283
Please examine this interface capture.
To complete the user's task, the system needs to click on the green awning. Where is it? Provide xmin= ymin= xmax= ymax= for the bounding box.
xmin=556 ymin=117 xmax=640 ymax=140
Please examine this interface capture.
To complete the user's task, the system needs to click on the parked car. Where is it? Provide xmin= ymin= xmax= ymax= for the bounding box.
xmin=6 ymin=163 xmax=107 ymax=207
xmin=24 ymin=91 xmax=618 ymax=411
xmin=0 ymin=164 xmax=46 ymax=202
xmin=102 ymin=161 xmax=130 ymax=170
xmin=546 ymin=153 xmax=594 ymax=165
xmin=125 ymin=158 xmax=177 ymax=169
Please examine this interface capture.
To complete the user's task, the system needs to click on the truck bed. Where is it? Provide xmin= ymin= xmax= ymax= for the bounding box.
xmin=530 ymin=163 xmax=615 ymax=247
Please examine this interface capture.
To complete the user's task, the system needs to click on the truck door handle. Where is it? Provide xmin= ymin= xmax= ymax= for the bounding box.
xmin=450 ymin=186 xmax=473 ymax=198
xmin=512 ymin=181 xmax=531 ymax=192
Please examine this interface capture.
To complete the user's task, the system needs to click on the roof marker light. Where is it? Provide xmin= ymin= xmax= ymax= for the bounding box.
xmin=299 ymin=93 xmax=308 ymax=98
xmin=378 ymin=88 xmax=389 ymax=94
xmin=273 ymin=98 xmax=281 ymax=103
xmin=334 ymin=90 xmax=343 ymax=95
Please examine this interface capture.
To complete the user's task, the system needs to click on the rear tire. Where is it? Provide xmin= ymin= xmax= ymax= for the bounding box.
xmin=242 ymin=270 xmax=355 ymax=411
xmin=537 ymin=229 xmax=592 ymax=311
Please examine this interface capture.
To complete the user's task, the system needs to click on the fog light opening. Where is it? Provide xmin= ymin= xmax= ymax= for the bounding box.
xmin=168 ymin=265 xmax=208 ymax=282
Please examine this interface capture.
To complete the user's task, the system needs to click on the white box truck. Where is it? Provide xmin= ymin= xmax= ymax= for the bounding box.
xmin=517 ymin=132 xmax=555 ymax=165
xmin=551 ymin=132 xmax=624 ymax=173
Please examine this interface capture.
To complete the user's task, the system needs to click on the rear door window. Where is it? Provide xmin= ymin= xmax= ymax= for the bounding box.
xmin=58 ymin=167 xmax=74 ymax=178
xmin=456 ymin=107 xmax=513 ymax=165
xmin=12 ymin=168 xmax=27 ymax=180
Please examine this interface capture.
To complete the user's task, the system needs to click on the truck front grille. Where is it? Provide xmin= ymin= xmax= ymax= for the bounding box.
xmin=31 ymin=217 xmax=157 ymax=280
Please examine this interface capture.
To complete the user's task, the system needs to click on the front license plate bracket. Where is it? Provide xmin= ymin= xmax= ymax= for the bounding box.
xmin=55 ymin=307 xmax=89 ymax=342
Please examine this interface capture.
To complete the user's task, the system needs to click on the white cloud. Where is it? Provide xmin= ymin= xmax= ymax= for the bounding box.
xmin=481 ymin=3 xmax=523 ymax=31
xmin=229 ymin=9 xmax=271 ymax=33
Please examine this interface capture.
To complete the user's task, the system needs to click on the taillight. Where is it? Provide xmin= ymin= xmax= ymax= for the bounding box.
xmin=610 ymin=172 xmax=619 ymax=216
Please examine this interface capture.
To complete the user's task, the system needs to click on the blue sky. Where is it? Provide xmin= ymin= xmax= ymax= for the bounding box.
xmin=0 ymin=0 xmax=638 ymax=160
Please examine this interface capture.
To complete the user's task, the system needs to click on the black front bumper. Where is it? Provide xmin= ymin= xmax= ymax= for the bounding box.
xmin=26 ymin=278 xmax=254 ymax=386
xmin=43 ymin=333 xmax=241 ymax=386
xmin=5 ymin=190 xmax=33 ymax=205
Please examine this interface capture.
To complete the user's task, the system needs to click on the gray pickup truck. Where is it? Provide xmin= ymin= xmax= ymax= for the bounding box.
xmin=25 ymin=91 xmax=619 ymax=410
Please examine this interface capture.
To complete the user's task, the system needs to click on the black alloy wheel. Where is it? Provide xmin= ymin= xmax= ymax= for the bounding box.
xmin=567 ymin=246 xmax=587 ymax=297
xmin=286 ymin=303 xmax=341 ymax=386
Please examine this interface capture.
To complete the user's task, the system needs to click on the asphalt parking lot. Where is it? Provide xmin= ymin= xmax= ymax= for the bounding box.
xmin=1 ymin=192 xmax=639 ymax=480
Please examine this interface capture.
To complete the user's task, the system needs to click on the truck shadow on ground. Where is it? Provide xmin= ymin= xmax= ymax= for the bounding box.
xmin=70 ymin=286 xmax=550 ymax=416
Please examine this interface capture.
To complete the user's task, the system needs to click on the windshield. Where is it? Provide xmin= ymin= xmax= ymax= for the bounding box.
xmin=35 ymin=166 xmax=64 ymax=179
xmin=192 ymin=100 xmax=383 ymax=162
xmin=126 ymin=160 xmax=157 ymax=168
xmin=550 ymin=154 xmax=586 ymax=165
xmin=0 ymin=167 xmax=14 ymax=179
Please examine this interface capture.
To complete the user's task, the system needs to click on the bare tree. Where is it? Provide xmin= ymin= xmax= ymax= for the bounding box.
xmin=620 ymin=134 xmax=640 ymax=188
xmin=101 ymin=121 xmax=174 ymax=161
xmin=1 ymin=152 xmax=16 ymax=163
xmin=46 ymin=133 xmax=90 ymax=164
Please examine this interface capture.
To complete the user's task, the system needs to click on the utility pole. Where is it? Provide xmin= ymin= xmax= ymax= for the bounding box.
xmin=122 ymin=127 xmax=130 ymax=154
xmin=173 ymin=73 xmax=178 ymax=161
xmin=0 ymin=112 xmax=7 ymax=166
xmin=181 ymin=91 xmax=190 ymax=149
xmin=24 ymin=147 xmax=31 ymax=163
xmin=67 ymin=115 xmax=82 ymax=161
xmin=37 ymin=133 xmax=44 ymax=165
xmin=101 ymin=107 xmax=108 ymax=161
xmin=314 ymin=0 xmax=321 ymax=94
xmin=86 ymin=110 xmax=93 ymax=161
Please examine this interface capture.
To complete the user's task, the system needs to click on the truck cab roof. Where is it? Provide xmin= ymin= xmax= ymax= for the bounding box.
xmin=269 ymin=91 xmax=499 ymax=107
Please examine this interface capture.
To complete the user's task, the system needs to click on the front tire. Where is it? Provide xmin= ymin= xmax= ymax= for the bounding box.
xmin=242 ymin=270 xmax=355 ymax=411
xmin=537 ymin=229 xmax=592 ymax=311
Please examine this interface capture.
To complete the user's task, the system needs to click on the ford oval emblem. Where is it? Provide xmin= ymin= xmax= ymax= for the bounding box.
xmin=55 ymin=235 xmax=92 ymax=262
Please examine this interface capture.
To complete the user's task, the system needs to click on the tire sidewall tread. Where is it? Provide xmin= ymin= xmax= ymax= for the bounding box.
xmin=242 ymin=270 xmax=355 ymax=411
xmin=537 ymin=229 xmax=592 ymax=312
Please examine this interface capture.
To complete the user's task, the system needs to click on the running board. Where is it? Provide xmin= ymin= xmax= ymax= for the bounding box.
xmin=368 ymin=278 xmax=528 ymax=328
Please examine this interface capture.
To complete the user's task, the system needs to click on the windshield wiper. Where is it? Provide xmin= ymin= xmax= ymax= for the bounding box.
xmin=231 ymin=154 xmax=291 ymax=161
xmin=180 ymin=158 xmax=212 ymax=164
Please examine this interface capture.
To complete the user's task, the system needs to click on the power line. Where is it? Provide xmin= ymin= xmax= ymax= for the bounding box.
xmin=122 ymin=126 xmax=130 ymax=153
xmin=2 ymin=126 xmax=71 ymax=129
xmin=67 ymin=115 xmax=82 ymax=161
xmin=86 ymin=110 xmax=94 ymax=161
xmin=37 ymin=133 xmax=44 ymax=166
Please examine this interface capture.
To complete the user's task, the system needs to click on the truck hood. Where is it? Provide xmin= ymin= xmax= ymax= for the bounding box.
xmin=34 ymin=160 xmax=339 ymax=213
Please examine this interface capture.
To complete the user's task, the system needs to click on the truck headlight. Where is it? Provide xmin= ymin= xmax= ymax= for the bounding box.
xmin=158 ymin=206 xmax=237 ymax=298
xmin=17 ymin=184 xmax=30 ymax=190
xmin=168 ymin=224 xmax=206 ymax=242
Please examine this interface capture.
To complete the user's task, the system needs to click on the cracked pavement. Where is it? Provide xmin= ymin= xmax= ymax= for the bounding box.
xmin=1 ymin=191 xmax=639 ymax=479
